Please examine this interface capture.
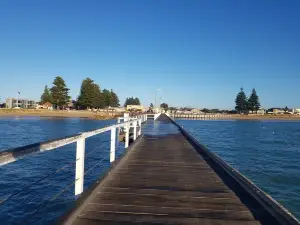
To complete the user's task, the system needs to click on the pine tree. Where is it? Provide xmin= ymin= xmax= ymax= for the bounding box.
xmin=160 ymin=103 xmax=168 ymax=110
xmin=102 ymin=89 xmax=112 ymax=107
xmin=124 ymin=97 xmax=141 ymax=107
xmin=110 ymin=90 xmax=120 ymax=107
xmin=248 ymin=88 xmax=260 ymax=113
xmin=77 ymin=78 xmax=96 ymax=109
xmin=40 ymin=85 xmax=52 ymax=104
xmin=92 ymin=84 xmax=103 ymax=108
xmin=150 ymin=103 xmax=154 ymax=108
xmin=50 ymin=76 xmax=70 ymax=109
xmin=235 ymin=88 xmax=248 ymax=114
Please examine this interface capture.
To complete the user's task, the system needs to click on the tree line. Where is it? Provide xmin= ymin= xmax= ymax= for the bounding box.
xmin=235 ymin=88 xmax=261 ymax=113
xmin=40 ymin=76 xmax=120 ymax=109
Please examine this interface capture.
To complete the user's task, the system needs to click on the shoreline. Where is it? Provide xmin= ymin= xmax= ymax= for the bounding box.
xmin=0 ymin=109 xmax=121 ymax=120
xmin=230 ymin=115 xmax=300 ymax=120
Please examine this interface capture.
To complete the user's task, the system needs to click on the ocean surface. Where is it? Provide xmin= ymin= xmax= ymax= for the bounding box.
xmin=0 ymin=117 xmax=299 ymax=224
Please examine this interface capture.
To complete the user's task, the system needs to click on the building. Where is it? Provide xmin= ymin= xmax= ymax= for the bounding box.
xmin=126 ymin=105 xmax=144 ymax=111
xmin=6 ymin=98 xmax=36 ymax=109
xmin=36 ymin=102 xmax=53 ymax=110
xmin=190 ymin=108 xmax=204 ymax=114
xmin=293 ymin=109 xmax=300 ymax=114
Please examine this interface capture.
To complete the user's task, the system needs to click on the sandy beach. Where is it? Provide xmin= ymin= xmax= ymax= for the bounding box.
xmin=0 ymin=109 xmax=122 ymax=119
xmin=230 ymin=114 xmax=300 ymax=120
xmin=1 ymin=109 xmax=300 ymax=120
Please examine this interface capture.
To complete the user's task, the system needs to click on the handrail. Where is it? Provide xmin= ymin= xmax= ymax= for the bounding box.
xmin=0 ymin=115 xmax=147 ymax=195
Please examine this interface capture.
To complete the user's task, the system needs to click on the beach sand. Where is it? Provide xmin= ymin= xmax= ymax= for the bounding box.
xmin=0 ymin=109 xmax=122 ymax=119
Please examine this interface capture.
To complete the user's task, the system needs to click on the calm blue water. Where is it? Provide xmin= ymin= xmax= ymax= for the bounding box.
xmin=177 ymin=119 xmax=300 ymax=219
xmin=0 ymin=117 xmax=118 ymax=224
xmin=0 ymin=117 xmax=299 ymax=224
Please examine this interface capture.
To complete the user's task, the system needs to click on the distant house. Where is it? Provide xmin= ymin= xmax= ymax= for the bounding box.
xmin=190 ymin=108 xmax=204 ymax=114
xmin=293 ymin=109 xmax=300 ymax=115
xmin=6 ymin=98 xmax=36 ymax=109
xmin=267 ymin=108 xmax=285 ymax=114
xmin=256 ymin=109 xmax=266 ymax=115
xmin=126 ymin=105 xmax=144 ymax=111
xmin=36 ymin=102 xmax=53 ymax=110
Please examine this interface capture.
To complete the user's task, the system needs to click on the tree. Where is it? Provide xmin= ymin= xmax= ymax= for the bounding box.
xmin=284 ymin=106 xmax=289 ymax=113
xmin=235 ymin=88 xmax=248 ymax=114
xmin=102 ymin=89 xmax=112 ymax=107
xmin=247 ymin=88 xmax=261 ymax=113
xmin=77 ymin=78 xmax=97 ymax=109
xmin=150 ymin=103 xmax=154 ymax=108
xmin=202 ymin=108 xmax=210 ymax=113
xmin=124 ymin=97 xmax=141 ymax=107
xmin=92 ymin=84 xmax=103 ymax=108
xmin=160 ymin=103 xmax=168 ymax=110
xmin=110 ymin=90 xmax=120 ymax=107
xmin=50 ymin=76 xmax=70 ymax=109
xmin=40 ymin=85 xmax=52 ymax=104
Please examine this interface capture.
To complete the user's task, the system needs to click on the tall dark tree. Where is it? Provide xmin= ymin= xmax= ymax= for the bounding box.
xmin=40 ymin=85 xmax=52 ymax=104
xmin=102 ymin=89 xmax=112 ymax=107
xmin=77 ymin=78 xmax=97 ymax=109
xmin=160 ymin=103 xmax=168 ymax=110
xmin=202 ymin=108 xmax=210 ymax=113
xmin=50 ymin=76 xmax=70 ymax=109
xmin=150 ymin=103 xmax=154 ymax=108
xmin=124 ymin=97 xmax=141 ymax=107
xmin=247 ymin=88 xmax=260 ymax=113
xmin=110 ymin=89 xmax=120 ymax=107
xmin=235 ymin=88 xmax=248 ymax=113
xmin=284 ymin=106 xmax=289 ymax=113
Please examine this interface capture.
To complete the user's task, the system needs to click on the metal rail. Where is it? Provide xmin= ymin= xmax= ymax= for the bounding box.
xmin=0 ymin=115 xmax=147 ymax=195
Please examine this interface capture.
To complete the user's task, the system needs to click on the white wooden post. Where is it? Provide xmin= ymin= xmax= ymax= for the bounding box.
xmin=133 ymin=121 xmax=137 ymax=141
xmin=125 ymin=124 xmax=129 ymax=148
xmin=139 ymin=119 xmax=142 ymax=136
xmin=110 ymin=127 xmax=116 ymax=163
xmin=145 ymin=114 xmax=148 ymax=121
xmin=75 ymin=138 xmax=85 ymax=195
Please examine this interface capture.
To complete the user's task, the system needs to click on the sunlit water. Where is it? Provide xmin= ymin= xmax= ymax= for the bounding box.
xmin=176 ymin=119 xmax=300 ymax=219
xmin=0 ymin=117 xmax=299 ymax=223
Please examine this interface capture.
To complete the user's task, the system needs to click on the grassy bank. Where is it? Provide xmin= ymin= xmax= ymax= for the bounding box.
xmin=0 ymin=109 xmax=122 ymax=120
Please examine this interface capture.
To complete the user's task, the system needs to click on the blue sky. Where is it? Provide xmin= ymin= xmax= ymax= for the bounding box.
xmin=0 ymin=0 xmax=299 ymax=109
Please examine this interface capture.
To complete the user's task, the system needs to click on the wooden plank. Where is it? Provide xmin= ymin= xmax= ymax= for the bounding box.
xmin=61 ymin=114 xmax=282 ymax=225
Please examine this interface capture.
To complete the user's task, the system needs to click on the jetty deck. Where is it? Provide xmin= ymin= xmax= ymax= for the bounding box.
xmin=60 ymin=115 xmax=291 ymax=225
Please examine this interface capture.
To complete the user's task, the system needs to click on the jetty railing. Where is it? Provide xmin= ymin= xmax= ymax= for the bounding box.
xmin=0 ymin=115 xmax=147 ymax=195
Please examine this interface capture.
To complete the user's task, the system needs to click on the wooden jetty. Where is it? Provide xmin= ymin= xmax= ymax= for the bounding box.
xmin=171 ymin=113 xmax=232 ymax=119
xmin=59 ymin=114 xmax=299 ymax=225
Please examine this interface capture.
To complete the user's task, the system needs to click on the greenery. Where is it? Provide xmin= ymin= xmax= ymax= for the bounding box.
xmin=40 ymin=85 xmax=52 ymax=104
xmin=150 ymin=103 xmax=154 ymax=108
xmin=102 ymin=89 xmax=120 ymax=107
xmin=235 ymin=88 xmax=248 ymax=113
xmin=77 ymin=78 xmax=102 ymax=109
xmin=247 ymin=88 xmax=260 ymax=112
xmin=124 ymin=97 xmax=141 ymax=107
xmin=50 ymin=76 xmax=70 ymax=109
xmin=202 ymin=108 xmax=209 ymax=113
xmin=160 ymin=103 xmax=168 ymax=110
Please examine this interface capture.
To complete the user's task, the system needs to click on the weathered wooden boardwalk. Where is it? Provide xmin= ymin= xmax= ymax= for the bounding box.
xmin=60 ymin=115 xmax=295 ymax=225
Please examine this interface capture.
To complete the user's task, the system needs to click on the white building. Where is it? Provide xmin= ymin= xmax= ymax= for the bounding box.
xmin=6 ymin=98 xmax=36 ymax=109
xmin=293 ymin=109 xmax=300 ymax=114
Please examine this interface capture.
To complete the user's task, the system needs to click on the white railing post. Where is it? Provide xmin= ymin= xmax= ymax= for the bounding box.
xmin=125 ymin=124 xmax=129 ymax=148
xmin=133 ymin=121 xmax=137 ymax=140
xmin=145 ymin=114 xmax=148 ymax=121
xmin=110 ymin=127 xmax=116 ymax=163
xmin=75 ymin=137 xmax=85 ymax=195
xmin=139 ymin=118 xmax=142 ymax=136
